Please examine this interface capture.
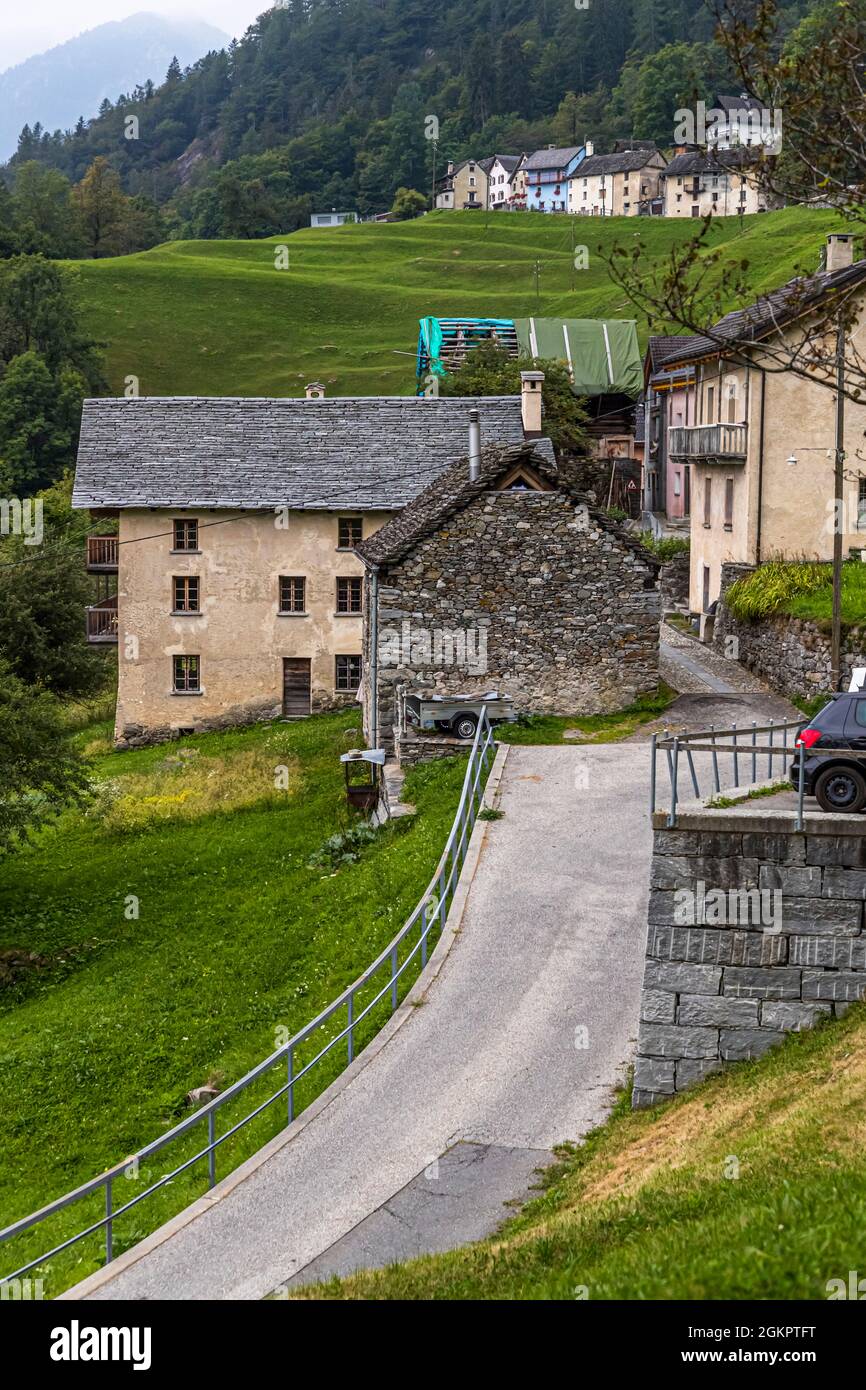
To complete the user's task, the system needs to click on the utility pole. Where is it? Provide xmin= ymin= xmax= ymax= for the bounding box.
xmin=534 ymin=258 xmax=541 ymax=308
xmin=831 ymin=319 xmax=846 ymax=689
xmin=430 ymin=140 xmax=438 ymax=212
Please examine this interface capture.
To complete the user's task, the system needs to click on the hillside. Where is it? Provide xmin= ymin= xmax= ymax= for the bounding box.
xmin=0 ymin=13 xmax=229 ymax=162
xmin=0 ymin=711 xmax=468 ymax=1294
xmin=294 ymin=1000 xmax=866 ymax=1299
xmin=70 ymin=206 xmax=841 ymax=398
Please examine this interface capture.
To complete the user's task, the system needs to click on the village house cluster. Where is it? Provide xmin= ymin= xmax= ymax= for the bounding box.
xmin=433 ymin=96 xmax=775 ymax=220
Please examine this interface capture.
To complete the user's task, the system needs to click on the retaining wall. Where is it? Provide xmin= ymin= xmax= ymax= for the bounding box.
xmin=633 ymin=807 xmax=866 ymax=1107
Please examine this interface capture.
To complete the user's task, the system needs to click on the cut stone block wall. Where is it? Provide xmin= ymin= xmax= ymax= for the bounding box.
xmin=633 ymin=809 xmax=866 ymax=1108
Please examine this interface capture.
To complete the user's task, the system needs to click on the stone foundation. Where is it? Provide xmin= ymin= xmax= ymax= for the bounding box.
xmin=114 ymin=692 xmax=358 ymax=749
xmin=633 ymin=808 xmax=866 ymax=1108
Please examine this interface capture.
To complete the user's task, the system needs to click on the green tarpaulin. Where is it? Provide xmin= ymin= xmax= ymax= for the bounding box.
xmin=513 ymin=317 xmax=643 ymax=399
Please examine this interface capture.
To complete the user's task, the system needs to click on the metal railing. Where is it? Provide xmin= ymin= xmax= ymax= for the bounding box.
xmin=0 ymin=711 xmax=496 ymax=1291
xmin=669 ymin=423 xmax=748 ymax=460
xmin=650 ymin=718 xmax=805 ymax=828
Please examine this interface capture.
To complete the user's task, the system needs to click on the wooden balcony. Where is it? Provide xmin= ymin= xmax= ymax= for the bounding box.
xmin=86 ymin=596 xmax=118 ymax=643
xmin=86 ymin=536 xmax=119 ymax=571
xmin=669 ymin=423 xmax=748 ymax=463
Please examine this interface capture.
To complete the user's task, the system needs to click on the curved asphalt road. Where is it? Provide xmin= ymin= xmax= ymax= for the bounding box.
xmin=69 ymin=742 xmax=653 ymax=1301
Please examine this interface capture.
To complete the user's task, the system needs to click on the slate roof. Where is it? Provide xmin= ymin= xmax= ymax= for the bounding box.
xmin=490 ymin=153 xmax=521 ymax=174
xmin=714 ymin=93 xmax=765 ymax=116
xmin=356 ymin=439 xmax=658 ymax=572
xmin=661 ymin=146 xmax=755 ymax=177
xmin=524 ymin=145 xmax=583 ymax=171
xmin=71 ymin=396 xmax=534 ymax=511
xmin=575 ymin=150 xmax=662 ymax=178
xmin=657 ymin=256 xmax=866 ymax=368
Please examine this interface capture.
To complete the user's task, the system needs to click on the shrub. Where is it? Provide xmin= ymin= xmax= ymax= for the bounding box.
xmin=725 ymin=559 xmax=829 ymax=621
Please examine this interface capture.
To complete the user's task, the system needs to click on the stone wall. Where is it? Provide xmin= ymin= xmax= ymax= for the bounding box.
xmin=633 ymin=809 xmax=866 ymax=1108
xmin=713 ymin=561 xmax=866 ymax=700
xmin=659 ymin=550 xmax=690 ymax=612
xmin=367 ymin=490 xmax=660 ymax=753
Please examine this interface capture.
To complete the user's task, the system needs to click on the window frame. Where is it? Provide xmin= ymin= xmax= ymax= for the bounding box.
xmin=337 ymin=516 xmax=363 ymax=550
xmin=703 ymin=475 xmax=712 ymax=528
xmin=172 ymin=518 xmax=199 ymax=553
xmin=336 ymin=575 xmax=363 ymax=615
xmin=172 ymin=575 xmax=200 ymax=614
xmin=278 ymin=574 xmax=307 ymax=615
xmin=335 ymin=654 xmax=362 ymax=692
xmin=172 ymin=654 xmax=201 ymax=694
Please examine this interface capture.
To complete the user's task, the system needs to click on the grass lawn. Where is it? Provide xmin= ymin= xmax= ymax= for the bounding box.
xmin=69 ymin=206 xmax=841 ymax=399
xmin=0 ymin=710 xmax=472 ymax=1295
xmin=496 ymin=684 xmax=676 ymax=745
xmin=293 ymin=1003 xmax=866 ymax=1300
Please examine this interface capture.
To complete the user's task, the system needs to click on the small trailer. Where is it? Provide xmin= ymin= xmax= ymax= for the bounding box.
xmin=403 ymin=691 xmax=516 ymax=741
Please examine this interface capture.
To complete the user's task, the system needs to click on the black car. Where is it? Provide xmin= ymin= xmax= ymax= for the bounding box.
xmin=791 ymin=691 xmax=866 ymax=812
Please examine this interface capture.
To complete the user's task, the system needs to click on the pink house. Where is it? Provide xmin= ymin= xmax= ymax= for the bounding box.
xmin=642 ymin=337 xmax=700 ymax=524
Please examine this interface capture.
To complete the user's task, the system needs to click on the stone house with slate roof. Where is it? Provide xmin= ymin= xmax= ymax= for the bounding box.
xmin=356 ymin=440 xmax=661 ymax=753
xmin=72 ymin=392 xmax=538 ymax=747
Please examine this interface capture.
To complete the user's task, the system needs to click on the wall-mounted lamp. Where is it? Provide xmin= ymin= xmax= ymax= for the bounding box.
xmin=786 ymin=454 xmax=798 ymax=467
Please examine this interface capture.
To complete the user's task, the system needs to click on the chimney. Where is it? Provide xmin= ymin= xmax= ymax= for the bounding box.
xmin=468 ymin=408 xmax=481 ymax=481
xmin=826 ymin=233 xmax=855 ymax=274
xmin=584 ymin=139 xmax=594 ymax=157
xmin=305 ymin=382 xmax=325 ymax=399
xmin=520 ymin=370 xmax=544 ymax=438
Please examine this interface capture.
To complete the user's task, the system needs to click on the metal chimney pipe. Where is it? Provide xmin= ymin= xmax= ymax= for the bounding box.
xmin=469 ymin=408 xmax=481 ymax=481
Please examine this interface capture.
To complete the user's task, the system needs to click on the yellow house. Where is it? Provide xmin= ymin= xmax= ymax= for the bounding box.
xmin=659 ymin=233 xmax=866 ymax=620
xmin=72 ymin=390 xmax=538 ymax=746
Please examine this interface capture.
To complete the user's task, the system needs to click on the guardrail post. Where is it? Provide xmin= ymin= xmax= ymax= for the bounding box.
xmin=732 ymin=724 xmax=739 ymax=786
xmin=710 ymin=726 xmax=720 ymax=794
xmin=797 ymin=754 xmax=806 ymax=832
xmin=208 ymin=1110 xmax=216 ymax=1188
xmin=105 ymin=1178 xmax=113 ymax=1265
xmin=667 ymin=738 xmax=680 ymax=827
xmin=287 ymin=1047 xmax=294 ymax=1125
xmin=768 ymin=719 xmax=774 ymax=778
xmin=390 ymin=946 xmax=398 ymax=1011
xmin=649 ymin=733 xmax=657 ymax=815
xmin=751 ymin=722 xmax=757 ymax=783
xmin=347 ymin=993 xmax=354 ymax=1065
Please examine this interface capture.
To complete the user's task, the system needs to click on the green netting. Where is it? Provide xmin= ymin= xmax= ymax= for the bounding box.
xmin=513 ymin=317 xmax=643 ymax=398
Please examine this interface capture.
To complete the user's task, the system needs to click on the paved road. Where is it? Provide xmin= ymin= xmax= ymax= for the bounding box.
xmin=71 ymin=743 xmax=654 ymax=1301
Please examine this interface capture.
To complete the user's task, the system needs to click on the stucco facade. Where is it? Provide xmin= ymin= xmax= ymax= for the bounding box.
xmin=568 ymin=153 xmax=665 ymax=217
xmin=683 ymin=352 xmax=866 ymax=614
xmin=113 ymin=508 xmax=390 ymax=745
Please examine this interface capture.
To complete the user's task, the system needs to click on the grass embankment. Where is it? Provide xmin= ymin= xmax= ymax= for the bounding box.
xmin=69 ymin=207 xmax=840 ymax=398
xmin=296 ymin=1004 xmax=866 ymax=1300
xmin=0 ymin=711 xmax=469 ymax=1294
xmin=496 ymin=684 xmax=676 ymax=745
xmin=727 ymin=559 xmax=866 ymax=628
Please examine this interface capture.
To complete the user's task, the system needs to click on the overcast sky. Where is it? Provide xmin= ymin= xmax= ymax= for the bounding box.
xmin=0 ymin=3 xmax=267 ymax=70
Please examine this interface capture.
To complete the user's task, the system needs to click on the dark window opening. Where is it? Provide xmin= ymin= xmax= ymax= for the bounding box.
xmin=279 ymin=575 xmax=306 ymax=612
xmin=336 ymin=655 xmax=362 ymax=691
xmin=173 ymin=576 xmax=200 ymax=612
xmin=173 ymin=518 xmax=198 ymax=551
xmin=336 ymin=576 xmax=363 ymax=613
xmin=173 ymin=655 xmax=200 ymax=692
xmin=338 ymin=517 xmax=362 ymax=549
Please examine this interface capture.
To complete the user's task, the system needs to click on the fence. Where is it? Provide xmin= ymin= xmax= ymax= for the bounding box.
xmin=650 ymin=718 xmax=806 ymax=827
xmin=0 ymin=711 xmax=496 ymax=1291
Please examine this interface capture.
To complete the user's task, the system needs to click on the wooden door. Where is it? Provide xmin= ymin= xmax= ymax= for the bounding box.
xmin=283 ymin=658 xmax=311 ymax=717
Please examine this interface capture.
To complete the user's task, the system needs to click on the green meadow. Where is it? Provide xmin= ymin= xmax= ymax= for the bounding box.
xmin=71 ymin=206 xmax=841 ymax=399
